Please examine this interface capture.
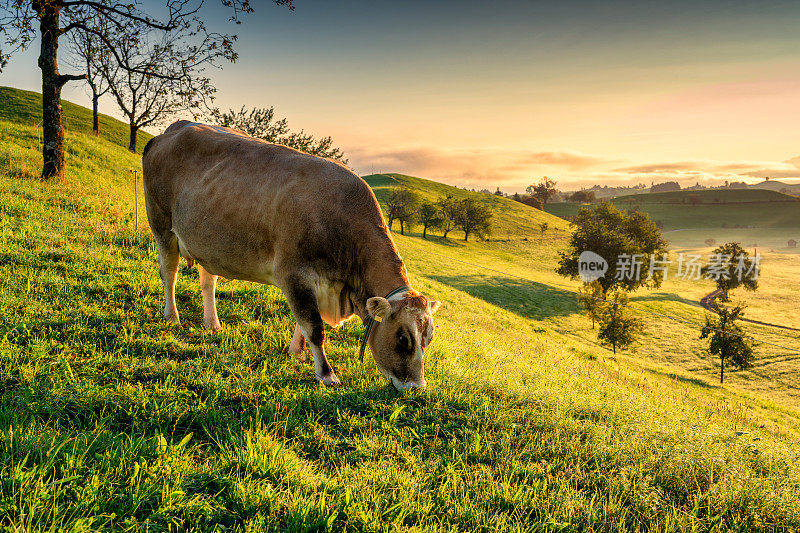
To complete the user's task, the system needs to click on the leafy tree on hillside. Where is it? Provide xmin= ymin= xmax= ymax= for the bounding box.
xmin=577 ymin=280 xmax=605 ymax=329
xmin=702 ymin=242 xmax=759 ymax=302
xmin=418 ymin=202 xmax=443 ymax=239
xmin=526 ymin=177 xmax=558 ymax=205
xmin=538 ymin=222 xmax=549 ymax=243
xmin=518 ymin=195 xmax=543 ymax=209
xmin=386 ymin=186 xmax=420 ymax=235
xmin=0 ymin=0 xmax=293 ymax=179
xmin=700 ymin=302 xmax=755 ymax=384
xmin=567 ymin=190 xmax=596 ymax=203
xmin=453 ymin=198 xmax=492 ymax=242
xmin=597 ymin=292 xmax=644 ymax=354
xmin=556 ymin=202 xmax=669 ymax=295
xmin=208 ymin=106 xmax=347 ymax=162
xmin=437 ymin=195 xmax=460 ymax=239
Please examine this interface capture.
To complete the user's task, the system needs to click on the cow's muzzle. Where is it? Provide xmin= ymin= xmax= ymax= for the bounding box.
xmin=391 ymin=377 xmax=427 ymax=392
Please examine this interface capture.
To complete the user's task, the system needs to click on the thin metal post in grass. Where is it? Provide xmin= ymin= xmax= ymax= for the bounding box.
xmin=130 ymin=169 xmax=139 ymax=230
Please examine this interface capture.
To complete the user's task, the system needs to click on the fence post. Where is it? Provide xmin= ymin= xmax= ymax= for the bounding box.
xmin=133 ymin=169 xmax=139 ymax=230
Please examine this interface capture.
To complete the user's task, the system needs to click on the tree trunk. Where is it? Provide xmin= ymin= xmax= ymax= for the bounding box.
xmin=128 ymin=124 xmax=139 ymax=152
xmin=423 ymin=225 xmax=427 ymax=239
xmin=463 ymin=230 xmax=469 ymax=242
xmin=399 ymin=220 xmax=404 ymax=235
xmin=720 ymin=355 xmax=724 ymax=384
xmin=91 ymin=91 xmax=100 ymax=136
xmin=38 ymin=0 xmax=66 ymax=180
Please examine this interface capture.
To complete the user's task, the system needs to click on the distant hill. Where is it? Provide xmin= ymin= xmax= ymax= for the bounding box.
xmin=750 ymin=179 xmax=800 ymax=194
xmin=613 ymin=188 xmax=799 ymax=205
xmin=363 ymin=173 xmax=568 ymax=239
xmin=544 ymin=187 xmax=800 ymax=248
xmin=0 ymin=85 xmax=152 ymax=153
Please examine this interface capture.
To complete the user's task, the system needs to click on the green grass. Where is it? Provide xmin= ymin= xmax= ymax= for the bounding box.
xmin=3 ymin=104 xmax=800 ymax=530
xmin=0 ymin=86 xmax=153 ymax=154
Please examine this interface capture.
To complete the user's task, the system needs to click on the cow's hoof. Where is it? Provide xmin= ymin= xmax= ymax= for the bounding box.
xmin=205 ymin=322 xmax=223 ymax=332
xmin=164 ymin=315 xmax=181 ymax=325
xmin=319 ymin=373 xmax=341 ymax=387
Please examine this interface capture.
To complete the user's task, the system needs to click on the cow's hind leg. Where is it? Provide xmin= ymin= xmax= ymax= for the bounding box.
xmin=289 ymin=323 xmax=307 ymax=361
xmin=281 ymin=273 xmax=340 ymax=386
xmin=155 ymin=232 xmax=181 ymax=325
xmin=198 ymin=264 xmax=222 ymax=331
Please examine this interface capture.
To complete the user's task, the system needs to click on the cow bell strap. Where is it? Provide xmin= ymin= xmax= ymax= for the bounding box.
xmin=359 ymin=285 xmax=409 ymax=363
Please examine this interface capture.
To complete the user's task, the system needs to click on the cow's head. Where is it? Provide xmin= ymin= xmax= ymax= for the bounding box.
xmin=366 ymin=291 xmax=441 ymax=391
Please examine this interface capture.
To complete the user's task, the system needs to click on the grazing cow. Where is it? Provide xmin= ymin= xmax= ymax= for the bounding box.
xmin=142 ymin=121 xmax=440 ymax=390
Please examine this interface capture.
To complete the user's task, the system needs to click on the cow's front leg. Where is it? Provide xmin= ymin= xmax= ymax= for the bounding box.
xmin=197 ymin=264 xmax=222 ymax=331
xmin=282 ymin=276 xmax=340 ymax=386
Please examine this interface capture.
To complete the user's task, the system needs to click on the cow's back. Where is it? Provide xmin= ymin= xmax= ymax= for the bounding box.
xmin=143 ymin=122 xmax=390 ymax=285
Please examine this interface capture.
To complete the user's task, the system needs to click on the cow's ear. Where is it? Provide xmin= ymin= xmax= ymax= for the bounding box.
xmin=366 ymin=297 xmax=392 ymax=321
xmin=429 ymin=300 xmax=441 ymax=314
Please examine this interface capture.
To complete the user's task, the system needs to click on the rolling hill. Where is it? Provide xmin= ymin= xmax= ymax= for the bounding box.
xmin=0 ymin=85 xmax=153 ymax=153
xmin=2 ymin=89 xmax=800 ymax=530
xmin=363 ymin=172 xmax=567 ymax=239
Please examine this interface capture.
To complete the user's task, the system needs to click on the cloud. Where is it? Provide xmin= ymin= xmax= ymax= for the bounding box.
xmin=347 ymin=145 xmax=615 ymax=190
xmin=345 ymin=145 xmax=800 ymax=192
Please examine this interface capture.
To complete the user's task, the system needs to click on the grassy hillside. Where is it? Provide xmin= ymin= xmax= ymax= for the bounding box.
xmin=3 ymin=104 xmax=800 ymax=528
xmin=0 ymin=86 xmax=153 ymax=153
xmin=364 ymin=173 xmax=568 ymax=240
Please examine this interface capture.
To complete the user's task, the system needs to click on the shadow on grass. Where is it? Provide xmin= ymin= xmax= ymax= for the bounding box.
xmin=643 ymin=367 xmax=714 ymax=389
xmin=629 ymin=291 xmax=704 ymax=309
xmin=429 ymin=273 xmax=580 ymax=319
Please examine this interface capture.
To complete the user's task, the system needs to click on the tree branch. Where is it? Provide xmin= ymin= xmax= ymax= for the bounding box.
xmin=63 ymin=1 xmax=181 ymax=31
xmin=57 ymin=72 xmax=88 ymax=86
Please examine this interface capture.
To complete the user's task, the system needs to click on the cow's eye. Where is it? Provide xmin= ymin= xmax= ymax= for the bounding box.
xmin=396 ymin=330 xmax=412 ymax=353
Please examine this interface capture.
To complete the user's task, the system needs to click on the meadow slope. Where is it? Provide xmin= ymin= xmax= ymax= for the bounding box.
xmin=2 ymin=103 xmax=800 ymax=529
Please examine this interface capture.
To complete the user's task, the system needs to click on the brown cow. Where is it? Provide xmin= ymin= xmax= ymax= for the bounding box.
xmin=142 ymin=121 xmax=440 ymax=390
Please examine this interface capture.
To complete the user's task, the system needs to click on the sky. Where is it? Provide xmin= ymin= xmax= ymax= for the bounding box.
xmin=2 ymin=0 xmax=800 ymax=192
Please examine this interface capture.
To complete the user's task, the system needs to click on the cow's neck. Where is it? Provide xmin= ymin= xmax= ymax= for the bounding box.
xmin=349 ymin=246 xmax=410 ymax=321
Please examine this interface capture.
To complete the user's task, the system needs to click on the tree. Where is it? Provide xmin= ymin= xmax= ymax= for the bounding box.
xmin=494 ymin=187 xmax=503 ymax=196
xmin=208 ymin=106 xmax=347 ymax=162
xmin=67 ymin=18 xmax=110 ymax=136
xmin=702 ymin=242 xmax=759 ymax=302
xmin=518 ymin=195 xmax=543 ymax=209
xmin=700 ymin=302 xmax=755 ymax=384
xmin=385 ymin=186 xmax=420 ymax=235
xmin=556 ymin=202 xmax=669 ymax=295
xmin=567 ymin=190 xmax=596 ymax=203
xmin=597 ymin=292 xmax=643 ymax=354
xmin=437 ymin=195 xmax=460 ymax=239
xmin=100 ymin=22 xmax=227 ymax=152
xmin=453 ymin=198 xmax=492 ymax=242
xmin=418 ymin=202 xmax=443 ymax=239
xmin=526 ymin=177 xmax=558 ymax=205
xmin=538 ymin=221 xmax=549 ymax=243
xmin=0 ymin=0 xmax=294 ymax=179
xmin=577 ymin=280 xmax=604 ymax=329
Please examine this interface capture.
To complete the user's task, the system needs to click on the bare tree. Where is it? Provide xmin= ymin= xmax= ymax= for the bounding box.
xmin=0 ymin=0 xmax=294 ymax=179
xmin=67 ymin=17 xmax=110 ymax=136
xmin=100 ymin=23 xmax=225 ymax=152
